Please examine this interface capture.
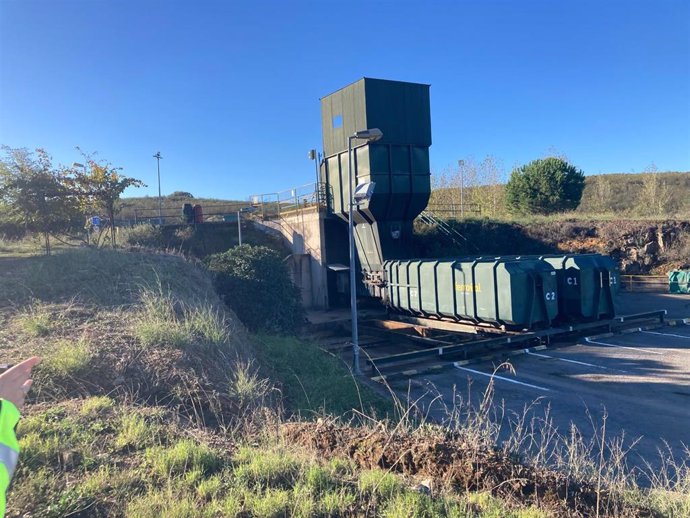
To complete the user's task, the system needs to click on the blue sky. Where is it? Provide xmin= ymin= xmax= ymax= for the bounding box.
xmin=1 ymin=0 xmax=689 ymax=200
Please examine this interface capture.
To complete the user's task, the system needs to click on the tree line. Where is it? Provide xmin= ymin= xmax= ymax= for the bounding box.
xmin=0 ymin=147 xmax=144 ymax=253
xmin=430 ymin=156 xmax=678 ymax=218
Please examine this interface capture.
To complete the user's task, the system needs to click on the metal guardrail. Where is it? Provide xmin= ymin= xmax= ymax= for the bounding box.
xmin=619 ymin=275 xmax=668 ymax=292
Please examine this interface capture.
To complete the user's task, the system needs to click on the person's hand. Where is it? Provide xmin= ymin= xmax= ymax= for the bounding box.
xmin=0 ymin=357 xmax=41 ymax=411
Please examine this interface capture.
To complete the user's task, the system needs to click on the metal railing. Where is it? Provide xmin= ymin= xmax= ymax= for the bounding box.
xmin=116 ymin=202 xmax=253 ymax=226
xmin=425 ymin=203 xmax=481 ymax=219
xmin=249 ymin=182 xmax=328 ymax=220
xmin=619 ymin=275 xmax=669 ymax=292
xmin=418 ymin=210 xmax=469 ymax=246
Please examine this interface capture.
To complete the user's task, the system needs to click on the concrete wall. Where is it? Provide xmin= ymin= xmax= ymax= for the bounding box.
xmin=252 ymin=207 xmax=330 ymax=309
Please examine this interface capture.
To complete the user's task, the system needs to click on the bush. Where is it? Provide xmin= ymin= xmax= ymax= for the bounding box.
xmin=205 ymin=245 xmax=304 ymax=333
xmin=506 ymin=157 xmax=585 ymax=215
xmin=121 ymin=224 xmax=165 ymax=248
xmin=0 ymin=216 xmax=26 ymax=240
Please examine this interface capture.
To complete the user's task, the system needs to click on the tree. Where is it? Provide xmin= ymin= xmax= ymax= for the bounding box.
xmin=0 ymin=147 xmax=80 ymax=254
xmin=169 ymin=191 xmax=194 ymax=199
xmin=637 ymin=164 xmax=672 ymax=216
xmin=590 ymin=175 xmax=612 ymax=213
xmin=506 ymin=157 xmax=585 ymax=215
xmin=69 ymin=153 xmax=145 ymax=246
xmin=429 ymin=155 xmax=507 ymax=218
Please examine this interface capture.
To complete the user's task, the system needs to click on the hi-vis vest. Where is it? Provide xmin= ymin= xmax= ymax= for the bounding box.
xmin=0 ymin=400 xmax=20 ymax=518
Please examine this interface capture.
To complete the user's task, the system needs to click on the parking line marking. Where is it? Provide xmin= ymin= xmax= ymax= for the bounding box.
xmin=454 ymin=365 xmax=551 ymax=391
xmin=641 ymin=330 xmax=690 ymax=340
xmin=584 ymin=337 xmax=663 ymax=355
xmin=524 ymin=350 xmax=628 ymax=372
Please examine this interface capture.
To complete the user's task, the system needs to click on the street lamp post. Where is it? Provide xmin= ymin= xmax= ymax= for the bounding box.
xmin=237 ymin=211 xmax=242 ymax=245
xmin=457 ymin=159 xmax=465 ymax=218
xmin=347 ymin=128 xmax=383 ymax=375
xmin=308 ymin=149 xmax=321 ymax=190
xmin=153 ymin=152 xmax=163 ymax=222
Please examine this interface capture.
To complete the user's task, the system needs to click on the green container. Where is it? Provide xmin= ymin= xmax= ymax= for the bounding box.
xmin=539 ymin=254 xmax=618 ymax=321
xmin=384 ymin=257 xmax=559 ymax=329
xmin=669 ymin=270 xmax=690 ymax=294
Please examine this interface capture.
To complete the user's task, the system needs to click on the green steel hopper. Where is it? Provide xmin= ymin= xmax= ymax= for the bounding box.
xmin=320 ymin=78 xmax=432 ymax=280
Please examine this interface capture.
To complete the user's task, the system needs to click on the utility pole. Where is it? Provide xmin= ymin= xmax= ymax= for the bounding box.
xmin=153 ymin=152 xmax=163 ymax=221
xmin=457 ymin=159 xmax=465 ymax=218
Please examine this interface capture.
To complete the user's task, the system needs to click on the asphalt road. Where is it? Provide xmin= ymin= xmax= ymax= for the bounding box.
xmin=395 ymin=325 xmax=690 ymax=474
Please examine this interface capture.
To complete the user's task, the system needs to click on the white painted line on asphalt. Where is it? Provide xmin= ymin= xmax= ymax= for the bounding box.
xmin=584 ymin=337 xmax=663 ymax=355
xmin=524 ymin=350 xmax=629 ymax=372
xmin=641 ymin=330 xmax=690 ymax=340
xmin=454 ymin=365 xmax=551 ymax=392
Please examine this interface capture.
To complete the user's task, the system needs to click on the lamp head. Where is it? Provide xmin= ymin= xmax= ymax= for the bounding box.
xmin=353 ymin=128 xmax=383 ymax=142
xmin=353 ymin=182 xmax=376 ymax=203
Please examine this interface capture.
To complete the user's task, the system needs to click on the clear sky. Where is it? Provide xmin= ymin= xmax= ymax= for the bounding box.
xmin=1 ymin=0 xmax=689 ymax=200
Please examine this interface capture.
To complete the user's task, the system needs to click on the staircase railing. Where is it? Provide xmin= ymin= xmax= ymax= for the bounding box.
xmin=418 ymin=209 xmax=473 ymax=250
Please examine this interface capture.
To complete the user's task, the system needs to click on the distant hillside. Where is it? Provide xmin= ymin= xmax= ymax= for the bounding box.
xmin=429 ymin=171 xmax=690 ymax=217
xmin=578 ymin=171 xmax=690 ymax=214
xmin=117 ymin=193 xmax=246 ymax=222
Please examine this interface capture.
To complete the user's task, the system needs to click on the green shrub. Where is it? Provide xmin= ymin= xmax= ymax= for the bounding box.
xmin=205 ymin=244 xmax=304 ymax=333
xmin=506 ymin=157 xmax=585 ymax=215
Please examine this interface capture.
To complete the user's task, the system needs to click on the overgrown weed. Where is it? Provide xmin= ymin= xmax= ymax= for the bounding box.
xmin=133 ymin=284 xmax=230 ymax=350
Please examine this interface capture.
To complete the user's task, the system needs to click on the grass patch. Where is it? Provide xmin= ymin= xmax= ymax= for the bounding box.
xmin=15 ymin=302 xmax=53 ymax=336
xmin=234 ymin=446 xmax=301 ymax=489
xmin=115 ymin=413 xmax=160 ymax=449
xmin=358 ymin=468 xmax=405 ymax=502
xmin=38 ymin=337 xmax=92 ymax=378
xmin=228 ymin=360 xmax=273 ymax=409
xmin=79 ymin=395 xmax=115 ymax=418
xmin=126 ymin=488 xmax=199 ymax=518
xmin=0 ymin=247 xmax=218 ymax=306
xmin=254 ymin=334 xmax=392 ymax=416
xmin=133 ymin=285 xmax=230 ymax=349
xmin=146 ymin=439 xmax=224 ymax=477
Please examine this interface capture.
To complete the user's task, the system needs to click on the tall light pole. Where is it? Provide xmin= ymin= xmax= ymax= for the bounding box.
xmin=348 ymin=128 xmax=383 ymax=375
xmin=153 ymin=152 xmax=163 ymax=221
xmin=308 ymin=149 xmax=321 ymax=190
xmin=457 ymin=159 xmax=465 ymax=218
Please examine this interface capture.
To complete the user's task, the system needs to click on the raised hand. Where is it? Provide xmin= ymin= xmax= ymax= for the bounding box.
xmin=0 ymin=357 xmax=41 ymax=411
